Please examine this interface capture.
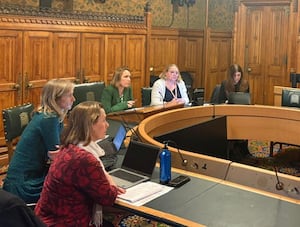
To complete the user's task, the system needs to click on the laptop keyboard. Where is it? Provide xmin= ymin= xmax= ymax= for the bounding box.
xmin=110 ymin=170 xmax=144 ymax=182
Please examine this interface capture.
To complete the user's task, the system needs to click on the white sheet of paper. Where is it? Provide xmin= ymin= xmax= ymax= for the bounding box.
xmin=117 ymin=181 xmax=173 ymax=206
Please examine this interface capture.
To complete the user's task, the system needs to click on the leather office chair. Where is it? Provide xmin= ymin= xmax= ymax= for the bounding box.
xmin=290 ymin=72 xmax=300 ymax=88
xmin=141 ymin=87 xmax=152 ymax=106
xmin=210 ymin=84 xmax=221 ymax=104
xmin=192 ymin=88 xmax=205 ymax=106
xmin=2 ymin=103 xmax=34 ymax=162
xmin=72 ymin=81 xmax=105 ymax=108
xmin=0 ymin=189 xmax=43 ymax=226
xmin=150 ymin=75 xmax=159 ymax=87
xmin=180 ymin=71 xmax=193 ymax=100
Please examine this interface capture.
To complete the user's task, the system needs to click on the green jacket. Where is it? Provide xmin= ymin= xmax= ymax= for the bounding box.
xmin=101 ymin=85 xmax=133 ymax=113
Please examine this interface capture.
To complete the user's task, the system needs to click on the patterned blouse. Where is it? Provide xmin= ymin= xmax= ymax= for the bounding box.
xmin=35 ymin=144 xmax=118 ymax=226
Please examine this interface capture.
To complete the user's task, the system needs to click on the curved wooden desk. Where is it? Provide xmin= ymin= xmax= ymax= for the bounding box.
xmin=138 ymin=104 xmax=300 ymax=145
xmin=137 ymin=104 xmax=300 ymax=198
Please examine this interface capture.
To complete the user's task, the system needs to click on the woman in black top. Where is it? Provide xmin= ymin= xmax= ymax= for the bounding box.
xmin=218 ymin=64 xmax=249 ymax=104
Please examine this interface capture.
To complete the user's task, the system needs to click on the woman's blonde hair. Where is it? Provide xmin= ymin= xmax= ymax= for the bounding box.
xmin=110 ymin=66 xmax=131 ymax=87
xmin=159 ymin=64 xmax=182 ymax=82
xmin=39 ymin=79 xmax=74 ymax=121
xmin=60 ymin=101 xmax=103 ymax=147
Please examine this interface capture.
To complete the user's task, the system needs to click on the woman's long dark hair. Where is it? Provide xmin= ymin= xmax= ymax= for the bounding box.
xmin=225 ymin=64 xmax=249 ymax=95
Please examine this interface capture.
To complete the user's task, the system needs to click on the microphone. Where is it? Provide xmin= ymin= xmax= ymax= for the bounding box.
xmin=163 ymin=140 xmax=188 ymax=166
xmin=274 ymin=166 xmax=284 ymax=190
xmin=212 ymin=103 xmax=215 ymax=119
xmin=158 ymin=91 xmax=165 ymax=107
xmin=117 ymin=112 xmax=142 ymax=141
xmin=132 ymin=108 xmax=143 ymax=123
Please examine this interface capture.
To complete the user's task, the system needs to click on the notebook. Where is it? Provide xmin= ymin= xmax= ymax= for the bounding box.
xmin=109 ymin=140 xmax=160 ymax=189
xmin=98 ymin=124 xmax=127 ymax=169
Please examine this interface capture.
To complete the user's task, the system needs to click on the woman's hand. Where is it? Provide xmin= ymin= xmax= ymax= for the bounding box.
xmin=48 ymin=146 xmax=60 ymax=161
xmin=117 ymin=187 xmax=126 ymax=195
xmin=170 ymin=98 xmax=184 ymax=104
xmin=127 ymin=100 xmax=136 ymax=108
xmin=105 ymin=172 xmax=126 ymax=194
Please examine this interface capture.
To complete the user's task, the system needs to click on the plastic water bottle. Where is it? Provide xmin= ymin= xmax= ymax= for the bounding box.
xmin=159 ymin=143 xmax=171 ymax=184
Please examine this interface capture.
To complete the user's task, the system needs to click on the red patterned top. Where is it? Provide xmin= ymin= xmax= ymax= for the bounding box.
xmin=35 ymin=144 xmax=118 ymax=226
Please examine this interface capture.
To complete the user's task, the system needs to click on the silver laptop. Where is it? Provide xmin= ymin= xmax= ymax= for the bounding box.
xmin=109 ymin=140 xmax=160 ymax=189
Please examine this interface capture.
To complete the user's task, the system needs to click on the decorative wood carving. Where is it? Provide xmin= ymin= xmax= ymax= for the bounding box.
xmin=0 ymin=4 xmax=145 ymax=26
xmin=293 ymin=0 xmax=298 ymax=12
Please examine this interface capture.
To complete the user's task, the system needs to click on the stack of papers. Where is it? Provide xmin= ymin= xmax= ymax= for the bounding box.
xmin=117 ymin=181 xmax=173 ymax=206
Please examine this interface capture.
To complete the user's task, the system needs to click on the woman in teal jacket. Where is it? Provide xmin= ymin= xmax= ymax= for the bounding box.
xmin=101 ymin=66 xmax=136 ymax=113
xmin=3 ymin=79 xmax=75 ymax=204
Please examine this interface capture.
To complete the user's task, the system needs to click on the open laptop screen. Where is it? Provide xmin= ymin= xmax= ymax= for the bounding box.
xmin=113 ymin=124 xmax=127 ymax=151
xmin=122 ymin=140 xmax=160 ymax=177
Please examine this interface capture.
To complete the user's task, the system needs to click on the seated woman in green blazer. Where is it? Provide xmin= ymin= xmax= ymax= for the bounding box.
xmin=101 ymin=66 xmax=136 ymax=113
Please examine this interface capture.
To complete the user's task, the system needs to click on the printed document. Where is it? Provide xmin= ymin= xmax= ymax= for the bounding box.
xmin=117 ymin=181 xmax=173 ymax=206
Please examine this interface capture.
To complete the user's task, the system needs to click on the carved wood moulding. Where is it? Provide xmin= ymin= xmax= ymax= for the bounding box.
xmin=0 ymin=4 xmax=146 ymax=29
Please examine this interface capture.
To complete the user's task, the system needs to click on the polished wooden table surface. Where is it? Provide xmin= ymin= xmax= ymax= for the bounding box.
xmin=107 ymin=102 xmax=184 ymax=123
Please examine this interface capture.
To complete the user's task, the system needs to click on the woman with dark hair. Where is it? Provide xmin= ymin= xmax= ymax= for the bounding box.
xmin=101 ymin=66 xmax=136 ymax=113
xmin=218 ymin=64 xmax=249 ymax=104
xmin=218 ymin=64 xmax=251 ymax=160
xmin=3 ymin=79 xmax=75 ymax=204
xmin=35 ymin=101 xmax=125 ymax=226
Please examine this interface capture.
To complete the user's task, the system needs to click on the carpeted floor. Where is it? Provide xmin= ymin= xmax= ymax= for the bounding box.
xmin=245 ymin=140 xmax=300 ymax=177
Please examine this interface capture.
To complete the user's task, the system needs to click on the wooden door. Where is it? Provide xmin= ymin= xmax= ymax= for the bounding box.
xmin=81 ymin=33 xmax=105 ymax=83
xmin=237 ymin=4 xmax=289 ymax=105
xmin=105 ymin=35 xmax=126 ymax=83
xmin=126 ymin=35 xmax=146 ymax=107
xmin=178 ymin=36 xmax=203 ymax=88
xmin=53 ymin=32 xmax=80 ymax=83
xmin=149 ymin=35 xmax=178 ymax=75
xmin=0 ymin=30 xmax=23 ymax=145
xmin=23 ymin=31 xmax=54 ymax=107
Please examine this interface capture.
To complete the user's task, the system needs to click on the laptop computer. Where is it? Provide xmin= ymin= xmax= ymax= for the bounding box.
xmin=109 ymin=140 xmax=160 ymax=189
xmin=228 ymin=92 xmax=251 ymax=105
xmin=98 ymin=124 xmax=127 ymax=169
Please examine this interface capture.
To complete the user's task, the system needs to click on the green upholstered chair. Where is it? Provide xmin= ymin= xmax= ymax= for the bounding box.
xmin=2 ymin=103 xmax=34 ymax=162
xmin=141 ymin=87 xmax=152 ymax=106
xmin=72 ymin=81 xmax=105 ymax=108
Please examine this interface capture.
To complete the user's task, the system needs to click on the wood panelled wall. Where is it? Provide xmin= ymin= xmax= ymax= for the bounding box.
xmin=0 ymin=11 xmax=232 ymax=163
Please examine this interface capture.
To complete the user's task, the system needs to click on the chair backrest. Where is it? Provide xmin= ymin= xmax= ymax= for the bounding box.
xmin=281 ymin=89 xmax=300 ymax=108
xmin=141 ymin=87 xmax=152 ymax=106
xmin=192 ymin=88 xmax=205 ymax=106
xmin=2 ymin=103 xmax=34 ymax=142
xmin=150 ymin=75 xmax=159 ymax=87
xmin=180 ymin=71 xmax=193 ymax=99
xmin=290 ymin=72 xmax=300 ymax=88
xmin=2 ymin=103 xmax=34 ymax=162
xmin=72 ymin=81 xmax=105 ymax=108
xmin=210 ymin=84 xmax=221 ymax=104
